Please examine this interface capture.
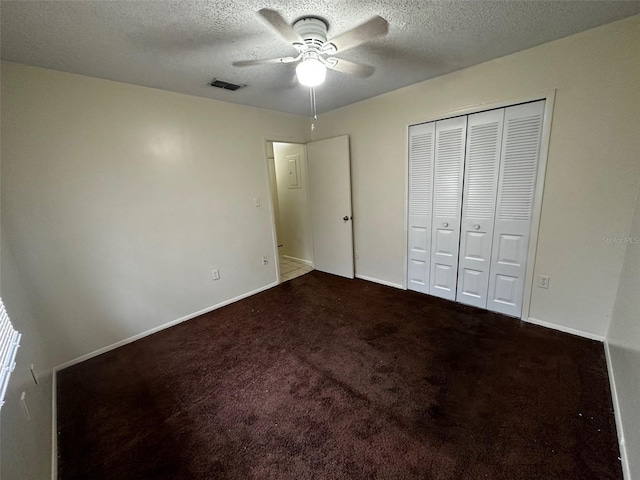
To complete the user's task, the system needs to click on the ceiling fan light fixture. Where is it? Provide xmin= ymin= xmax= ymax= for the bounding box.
xmin=296 ymin=58 xmax=326 ymax=87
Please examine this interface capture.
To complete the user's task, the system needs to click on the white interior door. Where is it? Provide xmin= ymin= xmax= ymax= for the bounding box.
xmin=456 ymin=109 xmax=504 ymax=308
xmin=407 ymin=122 xmax=436 ymax=293
xmin=306 ymin=135 xmax=354 ymax=278
xmin=430 ymin=116 xmax=467 ymax=300
xmin=488 ymin=100 xmax=545 ymax=317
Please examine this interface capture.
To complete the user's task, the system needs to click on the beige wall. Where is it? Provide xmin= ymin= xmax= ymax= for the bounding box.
xmin=1 ymin=62 xmax=310 ymax=480
xmin=313 ymin=15 xmax=640 ymax=338
xmin=1 ymin=62 xmax=310 ymax=371
xmin=607 ymin=186 xmax=640 ymax=479
xmin=273 ymin=142 xmax=313 ymax=263
xmin=0 ymin=230 xmax=54 ymax=480
xmin=1 ymin=62 xmax=54 ymax=480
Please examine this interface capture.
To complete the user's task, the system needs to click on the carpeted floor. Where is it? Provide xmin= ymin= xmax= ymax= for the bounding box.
xmin=57 ymin=271 xmax=622 ymax=479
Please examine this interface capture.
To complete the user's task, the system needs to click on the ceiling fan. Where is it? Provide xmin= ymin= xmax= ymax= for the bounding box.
xmin=233 ymin=9 xmax=389 ymax=87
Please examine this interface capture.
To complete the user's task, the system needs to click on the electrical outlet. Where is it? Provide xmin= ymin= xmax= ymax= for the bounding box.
xmin=212 ymin=269 xmax=220 ymax=281
xmin=537 ymin=275 xmax=550 ymax=289
xmin=262 ymin=256 xmax=268 ymax=266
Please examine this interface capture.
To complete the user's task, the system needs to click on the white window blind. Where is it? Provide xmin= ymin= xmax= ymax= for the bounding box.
xmin=0 ymin=298 xmax=21 ymax=409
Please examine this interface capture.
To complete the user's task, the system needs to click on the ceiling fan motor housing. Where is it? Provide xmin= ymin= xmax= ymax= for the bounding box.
xmin=293 ymin=17 xmax=329 ymax=50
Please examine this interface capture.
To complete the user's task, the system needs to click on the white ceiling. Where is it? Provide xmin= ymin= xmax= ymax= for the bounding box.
xmin=2 ymin=1 xmax=639 ymax=116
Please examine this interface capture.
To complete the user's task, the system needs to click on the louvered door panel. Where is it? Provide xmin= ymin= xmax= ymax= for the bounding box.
xmin=488 ymin=100 xmax=545 ymax=316
xmin=457 ymin=109 xmax=504 ymax=308
xmin=430 ymin=116 xmax=467 ymax=300
xmin=407 ymin=122 xmax=435 ymax=293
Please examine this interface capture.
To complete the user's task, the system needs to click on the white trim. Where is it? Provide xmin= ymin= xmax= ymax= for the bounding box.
xmin=355 ymin=274 xmax=405 ymax=290
xmin=403 ymin=90 xmax=557 ymax=320
xmin=521 ymin=91 xmax=556 ymax=321
xmin=54 ymin=281 xmax=279 ymax=371
xmin=404 ymin=90 xmax=557 ymax=128
xmin=524 ymin=316 xmax=604 ymax=342
xmin=51 ymin=370 xmax=58 ymax=480
xmin=302 ymin=144 xmax=316 ymax=273
xmin=265 ymin=150 xmax=281 ymax=283
xmin=282 ymin=255 xmax=313 ymax=267
xmin=262 ymin=136 xmax=315 ymax=284
xmin=402 ymin=123 xmax=410 ymax=290
xmin=605 ymin=341 xmax=631 ymax=480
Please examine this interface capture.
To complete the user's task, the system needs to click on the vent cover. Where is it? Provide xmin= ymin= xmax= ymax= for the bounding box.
xmin=209 ymin=79 xmax=245 ymax=91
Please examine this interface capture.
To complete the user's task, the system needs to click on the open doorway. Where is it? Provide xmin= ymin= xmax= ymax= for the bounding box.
xmin=266 ymin=141 xmax=315 ymax=283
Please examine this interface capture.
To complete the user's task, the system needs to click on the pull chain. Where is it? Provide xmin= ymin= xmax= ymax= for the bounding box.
xmin=310 ymin=87 xmax=317 ymax=131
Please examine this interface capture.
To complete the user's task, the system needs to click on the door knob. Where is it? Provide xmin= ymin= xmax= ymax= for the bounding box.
xmin=474 ymin=224 xmax=480 ymax=230
xmin=343 ymin=216 xmax=350 ymax=222
xmin=442 ymin=222 xmax=449 ymax=227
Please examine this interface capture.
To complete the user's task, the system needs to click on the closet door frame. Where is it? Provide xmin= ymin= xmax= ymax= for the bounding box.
xmin=403 ymin=90 xmax=556 ymax=321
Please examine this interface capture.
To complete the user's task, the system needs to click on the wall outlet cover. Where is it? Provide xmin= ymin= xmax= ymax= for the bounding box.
xmin=537 ymin=275 xmax=550 ymax=289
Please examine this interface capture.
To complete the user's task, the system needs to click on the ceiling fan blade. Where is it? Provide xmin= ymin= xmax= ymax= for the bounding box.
xmin=258 ymin=9 xmax=301 ymax=44
xmin=325 ymin=58 xmax=375 ymax=77
xmin=325 ymin=15 xmax=388 ymax=53
xmin=233 ymin=56 xmax=298 ymax=67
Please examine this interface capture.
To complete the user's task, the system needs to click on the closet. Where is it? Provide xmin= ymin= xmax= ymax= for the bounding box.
xmin=407 ymin=100 xmax=545 ymax=317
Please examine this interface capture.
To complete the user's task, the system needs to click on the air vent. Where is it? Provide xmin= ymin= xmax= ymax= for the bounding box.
xmin=209 ymin=79 xmax=245 ymax=91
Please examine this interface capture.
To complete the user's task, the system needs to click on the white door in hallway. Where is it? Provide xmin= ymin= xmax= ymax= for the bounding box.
xmin=306 ymin=135 xmax=354 ymax=279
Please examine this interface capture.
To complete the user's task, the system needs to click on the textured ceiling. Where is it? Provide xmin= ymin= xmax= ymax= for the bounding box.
xmin=2 ymin=1 xmax=640 ymax=116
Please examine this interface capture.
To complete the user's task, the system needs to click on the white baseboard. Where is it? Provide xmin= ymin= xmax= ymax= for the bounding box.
xmin=54 ymin=281 xmax=279 ymax=372
xmin=281 ymin=255 xmax=313 ymax=267
xmin=355 ymin=274 xmax=405 ymax=290
xmin=605 ymin=341 xmax=630 ymax=480
xmin=524 ymin=317 xmax=605 ymax=342
xmin=50 ymin=280 xmax=279 ymax=478
xmin=521 ymin=319 xmax=628 ymax=476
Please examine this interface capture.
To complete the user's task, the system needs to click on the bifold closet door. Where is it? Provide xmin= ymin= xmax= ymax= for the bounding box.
xmin=407 ymin=122 xmax=436 ymax=293
xmin=430 ymin=116 xmax=467 ymax=301
xmin=487 ymin=100 xmax=545 ymax=317
xmin=456 ymin=109 xmax=504 ymax=308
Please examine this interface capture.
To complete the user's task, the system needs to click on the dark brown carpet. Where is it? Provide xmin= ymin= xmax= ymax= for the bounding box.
xmin=57 ymin=271 xmax=622 ymax=480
